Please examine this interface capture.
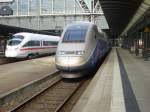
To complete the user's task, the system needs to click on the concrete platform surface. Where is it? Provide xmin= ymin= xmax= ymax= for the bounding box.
xmin=72 ymin=48 xmax=125 ymax=112
xmin=0 ymin=56 xmax=56 ymax=96
xmin=118 ymin=48 xmax=150 ymax=112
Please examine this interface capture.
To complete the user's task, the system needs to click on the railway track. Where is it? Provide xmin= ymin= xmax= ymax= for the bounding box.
xmin=0 ymin=55 xmax=53 ymax=65
xmin=10 ymin=75 xmax=84 ymax=112
xmin=0 ymin=70 xmax=61 ymax=111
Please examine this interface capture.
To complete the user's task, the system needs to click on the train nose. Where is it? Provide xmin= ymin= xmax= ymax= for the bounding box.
xmin=68 ymin=57 xmax=83 ymax=67
xmin=56 ymin=56 xmax=84 ymax=71
xmin=5 ymin=47 xmax=18 ymax=57
xmin=57 ymin=57 xmax=69 ymax=67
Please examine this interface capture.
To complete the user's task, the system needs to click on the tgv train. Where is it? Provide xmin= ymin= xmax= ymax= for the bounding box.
xmin=55 ymin=22 xmax=109 ymax=78
xmin=5 ymin=32 xmax=60 ymax=58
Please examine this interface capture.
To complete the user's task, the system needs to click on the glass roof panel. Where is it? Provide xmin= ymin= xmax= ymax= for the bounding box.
xmin=84 ymin=0 xmax=91 ymax=10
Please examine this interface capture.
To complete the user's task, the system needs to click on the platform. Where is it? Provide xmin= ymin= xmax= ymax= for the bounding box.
xmin=72 ymin=48 xmax=125 ymax=112
xmin=72 ymin=48 xmax=150 ymax=112
xmin=0 ymin=56 xmax=56 ymax=97
xmin=117 ymin=48 xmax=150 ymax=112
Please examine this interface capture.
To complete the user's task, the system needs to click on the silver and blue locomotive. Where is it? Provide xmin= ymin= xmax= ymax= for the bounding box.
xmin=55 ymin=22 xmax=109 ymax=78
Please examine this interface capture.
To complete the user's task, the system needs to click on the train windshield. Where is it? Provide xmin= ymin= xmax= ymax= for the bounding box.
xmin=8 ymin=35 xmax=24 ymax=46
xmin=8 ymin=39 xmax=22 ymax=46
xmin=63 ymin=30 xmax=87 ymax=42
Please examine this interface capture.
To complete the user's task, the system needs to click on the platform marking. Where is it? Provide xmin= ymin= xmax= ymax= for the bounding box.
xmin=110 ymin=49 xmax=126 ymax=112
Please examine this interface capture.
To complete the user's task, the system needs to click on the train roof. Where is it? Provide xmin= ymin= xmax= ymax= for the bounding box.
xmin=14 ymin=32 xmax=59 ymax=37
xmin=66 ymin=22 xmax=95 ymax=30
xmin=13 ymin=32 xmax=60 ymax=41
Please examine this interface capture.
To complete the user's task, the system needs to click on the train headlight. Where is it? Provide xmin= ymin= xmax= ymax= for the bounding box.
xmin=76 ymin=51 xmax=85 ymax=55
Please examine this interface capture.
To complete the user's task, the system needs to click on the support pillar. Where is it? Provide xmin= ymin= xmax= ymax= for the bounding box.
xmin=143 ymin=32 xmax=149 ymax=60
xmin=28 ymin=0 xmax=30 ymax=16
xmin=52 ymin=0 xmax=54 ymax=14
xmin=135 ymin=33 xmax=139 ymax=56
xmin=129 ymin=36 xmax=135 ymax=53
xmin=16 ymin=0 xmax=19 ymax=16
xmin=143 ymin=27 xmax=150 ymax=60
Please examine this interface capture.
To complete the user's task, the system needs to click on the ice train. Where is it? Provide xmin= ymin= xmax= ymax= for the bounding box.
xmin=5 ymin=32 xmax=60 ymax=58
xmin=55 ymin=22 xmax=109 ymax=78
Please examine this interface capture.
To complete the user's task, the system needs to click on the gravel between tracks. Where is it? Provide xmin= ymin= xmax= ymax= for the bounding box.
xmin=14 ymin=80 xmax=81 ymax=112
xmin=58 ymin=79 xmax=91 ymax=112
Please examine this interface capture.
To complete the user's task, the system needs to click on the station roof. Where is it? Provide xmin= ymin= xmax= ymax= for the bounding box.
xmin=99 ymin=0 xmax=142 ymax=38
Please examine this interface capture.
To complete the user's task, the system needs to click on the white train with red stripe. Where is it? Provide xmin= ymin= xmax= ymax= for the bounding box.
xmin=5 ymin=32 xmax=60 ymax=58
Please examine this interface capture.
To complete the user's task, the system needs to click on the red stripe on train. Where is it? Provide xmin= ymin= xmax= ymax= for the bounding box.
xmin=20 ymin=46 xmax=57 ymax=51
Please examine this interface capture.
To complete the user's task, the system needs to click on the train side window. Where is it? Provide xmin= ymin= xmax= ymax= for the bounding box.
xmin=43 ymin=41 xmax=58 ymax=46
xmin=43 ymin=41 xmax=48 ymax=46
xmin=51 ymin=41 xmax=58 ymax=45
xmin=23 ymin=40 xmax=40 ymax=47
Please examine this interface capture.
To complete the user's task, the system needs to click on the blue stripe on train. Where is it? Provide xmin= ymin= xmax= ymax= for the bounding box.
xmin=88 ymin=40 xmax=107 ymax=68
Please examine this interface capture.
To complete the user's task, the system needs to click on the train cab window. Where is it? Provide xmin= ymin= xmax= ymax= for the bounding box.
xmin=8 ymin=39 xmax=22 ymax=46
xmin=23 ymin=40 xmax=40 ymax=47
xmin=8 ymin=35 xmax=24 ymax=46
xmin=43 ymin=41 xmax=58 ymax=46
xmin=63 ymin=30 xmax=86 ymax=42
